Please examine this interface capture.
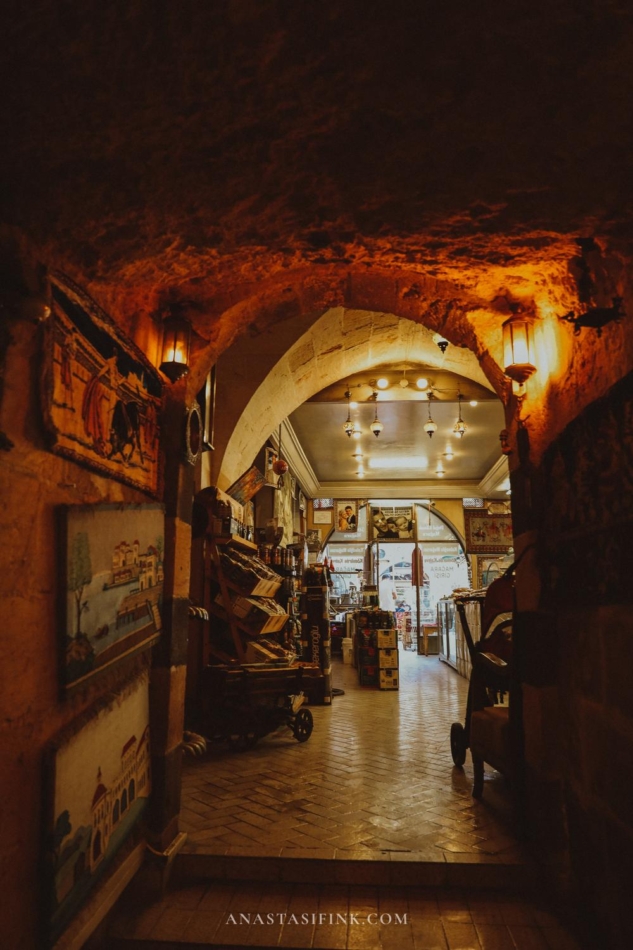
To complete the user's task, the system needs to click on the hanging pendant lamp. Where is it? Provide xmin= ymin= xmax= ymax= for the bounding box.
xmin=424 ymin=393 xmax=437 ymax=438
xmin=342 ymin=388 xmax=355 ymax=437
xmin=369 ymin=390 xmax=383 ymax=437
xmin=453 ymin=393 xmax=467 ymax=438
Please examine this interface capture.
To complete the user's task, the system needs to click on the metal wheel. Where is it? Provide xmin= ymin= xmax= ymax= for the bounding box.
xmin=292 ymin=708 xmax=313 ymax=742
xmin=450 ymin=722 xmax=467 ymax=767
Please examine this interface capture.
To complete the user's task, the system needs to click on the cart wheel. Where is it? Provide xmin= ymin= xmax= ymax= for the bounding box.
xmin=450 ymin=722 xmax=467 ymax=767
xmin=293 ymin=708 xmax=313 ymax=742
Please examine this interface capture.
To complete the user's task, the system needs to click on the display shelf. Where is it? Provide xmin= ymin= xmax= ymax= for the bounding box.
xmin=214 ymin=534 xmax=258 ymax=552
xmin=207 ymin=601 xmax=288 ymax=638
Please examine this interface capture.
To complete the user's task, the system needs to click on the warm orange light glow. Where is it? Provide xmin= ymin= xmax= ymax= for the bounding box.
xmin=160 ymin=317 xmax=191 ymax=382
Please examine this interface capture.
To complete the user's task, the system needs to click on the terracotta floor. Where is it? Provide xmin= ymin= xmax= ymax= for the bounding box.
xmin=99 ymin=654 xmax=592 ymax=949
xmin=107 ymin=880 xmax=586 ymax=949
xmin=180 ymin=652 xmax=522 ymax=863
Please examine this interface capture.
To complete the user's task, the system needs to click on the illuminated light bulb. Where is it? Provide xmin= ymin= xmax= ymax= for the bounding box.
xmin=424 ymin=420 xmax=437 ymax=437
xmin=469 ymin=399 xmax=478 ymax=407
xmin=370 ymin=420 xmax=383 ymax=437
xmin=356 ymin=470 xmax=365 ymax=478
xmin=352 ymin=427 xmax=362 ymax=440
xmin=506 ymin=488 xmax=512 ymax=495
xmin=350 ymin=401 xmax=359 ymax=409
xmin=435 ymin=466 xmax=445 ymax=478
xmin=343 ymin=420 xmax=355 ymax=437
xmin=399 ymin=378 xmax=409 ymax=388
xmin=376 ymin=377 xmax=389 ymax=389
xmin=444 ymin=449 xmax=454 ymax=459
xmin=453 ymin=420 xmax=467 ymax=438
xmin=352 ymin=451 xmax=364 ymax=460
xmin=416 ymin=377 xmax=429 ymax=390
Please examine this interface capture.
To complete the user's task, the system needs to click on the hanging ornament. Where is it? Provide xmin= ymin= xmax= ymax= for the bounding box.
xmin=274 ymin=424 xmax=287 ymax=487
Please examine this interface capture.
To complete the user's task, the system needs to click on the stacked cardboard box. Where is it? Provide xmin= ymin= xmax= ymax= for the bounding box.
xmin=376 ymin=628 xmax=399 ymax=689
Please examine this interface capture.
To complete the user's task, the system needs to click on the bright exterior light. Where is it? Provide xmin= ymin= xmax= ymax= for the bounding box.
xmin=416 ymin=377 xmax=429 ymax=389
xmin=502 ymin=313 xmax=537 ymax=383
xmin=376 ymin=377 xmax=389 ymax=389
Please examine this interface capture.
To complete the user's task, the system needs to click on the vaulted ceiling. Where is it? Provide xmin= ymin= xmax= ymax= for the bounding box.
xmin=2 ymin=0 xmax=633 ymax=350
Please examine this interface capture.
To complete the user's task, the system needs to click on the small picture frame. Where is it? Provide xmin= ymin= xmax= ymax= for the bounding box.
xmin=313 ymin=508 xmax=332 ymax=525
xmin=336 ymin=500 xmax=358 ymax=533
xmin=306 ymin=528 xmax=322 ymax=552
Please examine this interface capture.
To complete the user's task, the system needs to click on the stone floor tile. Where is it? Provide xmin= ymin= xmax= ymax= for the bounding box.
xmin=442 ymin=920 xmax=482 ymax=949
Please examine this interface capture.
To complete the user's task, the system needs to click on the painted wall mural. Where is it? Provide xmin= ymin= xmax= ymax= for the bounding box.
xmin=60 ymin=504 xmax=164 ymax=689
xmin=42 ymin=272 xmax=164 ymax=496
xmin=44 ymin=672 xmax=150 ymax=944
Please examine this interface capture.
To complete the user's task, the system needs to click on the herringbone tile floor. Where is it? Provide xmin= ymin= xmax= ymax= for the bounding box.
xmin=181 ymin=653 xmax=521 ymax=862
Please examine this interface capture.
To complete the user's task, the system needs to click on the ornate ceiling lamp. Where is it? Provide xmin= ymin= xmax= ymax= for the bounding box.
xmin=342 ymin=388 xmax=355 ymax=437
xmin=424 ymin=393 xmax=437 ymax=438
xmin=453 ymin=393 xmax=467 ymax=438
xmin=369 ymin=390 xmax=383 ymax=437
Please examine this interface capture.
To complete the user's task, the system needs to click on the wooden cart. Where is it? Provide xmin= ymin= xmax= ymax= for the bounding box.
xmin=200 ymin=663 xmax=314 ymax=751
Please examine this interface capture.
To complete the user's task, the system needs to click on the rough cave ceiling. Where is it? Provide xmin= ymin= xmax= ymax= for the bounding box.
xmin=2 ymin=0 xmax=633 ymax=343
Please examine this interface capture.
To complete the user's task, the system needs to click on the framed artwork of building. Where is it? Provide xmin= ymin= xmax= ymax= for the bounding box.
xmin=59 ymin=504 xmax=164 ymax=691
xmin=41 ymin=272 xmax=164 ymax=497
xmin=464 ymin=509 xmax=514 ymax=553
xmin=43 ymin=671 xmax=150 ymax=945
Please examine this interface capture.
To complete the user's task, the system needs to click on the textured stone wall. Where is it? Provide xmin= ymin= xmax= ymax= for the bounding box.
xmin=522 ymin=369 xmax=633 ymax=949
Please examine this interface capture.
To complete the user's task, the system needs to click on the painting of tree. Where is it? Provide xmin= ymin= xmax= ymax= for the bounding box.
xmin=68 ymin=532 xmax=92 ymax=635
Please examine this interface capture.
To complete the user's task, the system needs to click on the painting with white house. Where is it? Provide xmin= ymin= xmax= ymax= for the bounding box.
xmin=60 ymin=503 xmax=164 ymax=689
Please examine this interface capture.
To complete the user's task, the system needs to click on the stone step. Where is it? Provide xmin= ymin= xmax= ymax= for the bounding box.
xmin=174 ymin=848 xmax=536 ymax=891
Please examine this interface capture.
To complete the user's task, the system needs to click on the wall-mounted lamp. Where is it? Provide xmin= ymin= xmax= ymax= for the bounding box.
xmin=502 ymin=312 xmax=536 ymax=385
xmin=160 ymin=316 xmax=191 ymax=382
xmin=559 ymin=297 xmax=624 ymax=336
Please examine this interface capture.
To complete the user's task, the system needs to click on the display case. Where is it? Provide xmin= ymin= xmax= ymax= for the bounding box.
xmin=437 ymin=597 xmax=457 ymax=670
xmin=438 ymin=595 xmax=482 ymax=678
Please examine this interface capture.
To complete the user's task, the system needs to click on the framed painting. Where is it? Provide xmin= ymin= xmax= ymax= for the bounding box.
xmin=227 ymin=465 xmax=266 ymax=505
xmin=477 ymin=553 xmax=514 ymax=588
xmin=43 ymin=671 xmax=150 ymax=945
xmin=336 ymin=500 xmax=359 ymax=533
xmin=59 ymin=504 xmax=164 ymax=690
xmin=370 ymin=504 xmax=414 ymax=541
xmin=42 ymin=272 xmax=164 ymax=496
xmin=306 ymin=528 xmax=322 ymax=552
xmin=197 ymin=365 xmax=216 ymax=451
xmin=464 ymin=509 xmax=514 ymax=553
